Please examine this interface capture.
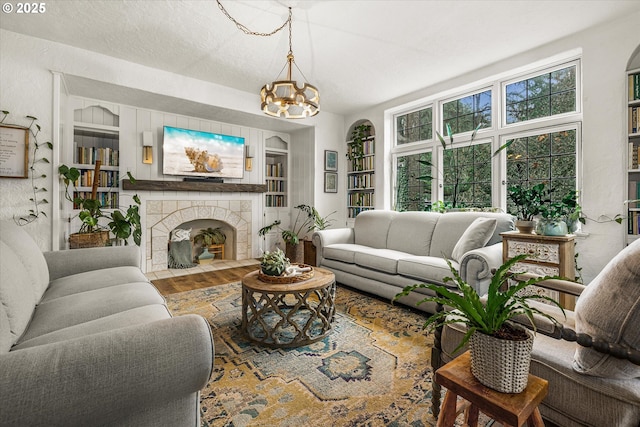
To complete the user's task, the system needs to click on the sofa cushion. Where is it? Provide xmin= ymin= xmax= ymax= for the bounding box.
xmin=0 ymin=221 xmax=50 ymax=302
xmin=19 ymin=282 xmax=165 ymax=343
xmin=397 ymin=256 xmax=457 ymax=286
xmin=14 ymin=304 xmax=171 ymax=350
xmin=353 ymin=210 xmax=398 ymax=249
xmin=573 ymin=239 xmax=640 ymax=378
xmin=0 ymin=241 xmax=38 ymax=349
xmin=451 ymin=217 xmax=498 ymax=262
xmin=354 ymin=248 xmax=408 ymax=274
xmin=323 ymin=243 xmax=369 ymax=264
xmin=42 ymin=266 xmax=150 ymax=302
xmin=386 ymin=211 xmax=440 ymax=256
xmin=429 ymin=212 xmax=514 ymax=258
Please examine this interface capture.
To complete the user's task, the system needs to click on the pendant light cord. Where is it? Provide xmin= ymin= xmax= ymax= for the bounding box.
xmin=216 ymin=0 xmax=291 ymax=39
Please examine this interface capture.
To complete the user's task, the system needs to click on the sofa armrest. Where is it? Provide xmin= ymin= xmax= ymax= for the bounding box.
xmin=458 ymin=242 xmax=503 ymax=295
xmin=0 ymin=314 xmax=213 ymax=426
xmin=44 ymin=245 xmax=142 ymax=281
xmin=312 ymin=228 xmax=355 ymax=265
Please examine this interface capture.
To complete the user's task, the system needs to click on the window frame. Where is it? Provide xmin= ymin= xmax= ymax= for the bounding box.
xmin=388 ymin=57 xmax=582 ymax=214
xmin=501 ymin=59 xmax=581 ymax=128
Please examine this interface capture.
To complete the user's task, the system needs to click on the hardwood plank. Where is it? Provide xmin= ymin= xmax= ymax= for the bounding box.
xmin=152 ymin=265 xmax=259 ymax=296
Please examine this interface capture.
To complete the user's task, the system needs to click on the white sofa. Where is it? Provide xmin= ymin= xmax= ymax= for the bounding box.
xmin=312 ymin=210 xmax=515 ymax=313
xmin=0 ymin=220 xmax=214 ymax=426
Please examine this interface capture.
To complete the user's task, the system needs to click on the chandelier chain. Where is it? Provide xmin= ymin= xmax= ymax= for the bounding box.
xmin=216 ymin=0 xmax=291 ymax=38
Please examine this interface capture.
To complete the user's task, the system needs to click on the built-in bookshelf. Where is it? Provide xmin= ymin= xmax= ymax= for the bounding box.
xmin=627 ymin=69 xmax=640 ymax=244
xmin=347 ymin=131 xmax=375 ymax=219
xmin=265 ymin=150 xmax=287 ymax=208
xmin=70 ymin=101 xmax=121 ymax=213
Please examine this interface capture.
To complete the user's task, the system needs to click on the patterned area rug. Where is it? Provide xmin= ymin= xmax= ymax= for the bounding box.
xmin=165 ymin=282 xmax=440 ymax=427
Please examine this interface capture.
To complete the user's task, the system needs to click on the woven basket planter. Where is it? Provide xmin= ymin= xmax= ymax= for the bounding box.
xmin=69 ymin=231 xmax=109 ymax=249
xmin=469 ymin=323 xmax=534 ymax=393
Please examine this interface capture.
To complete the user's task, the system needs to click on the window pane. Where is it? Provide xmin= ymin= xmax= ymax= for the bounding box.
xmin=506 ymin=129 xmax=577 ymax=208
xmin=443 ymin=90 xmax=492 ymax=134
xmin=505 ymin=65 xmax=576 ymax=124
xmin=395 ymin=152 xmax=432 ymax=211
xmin=443 ymin=141 xmax=492 ymax=208
xmin=396 ymin=107 xmax=432 ymax=145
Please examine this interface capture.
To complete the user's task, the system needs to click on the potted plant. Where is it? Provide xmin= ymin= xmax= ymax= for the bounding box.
xmin=394 ymin=254 xmax=565 ymax=393
xmin=260 ymin=248 xmax=290 ymax=276
xmin=346 ymin=123 xmax=371 ymax=171
xmin=258 ymin=204 xmax=335 ymax=264
xmin=506 ymin=182 xmax=547 ymax=233
xmin=59 ymin=164 xmax=141 ymax=247
xmin=193 ymin=227 xmax=226 ymax=247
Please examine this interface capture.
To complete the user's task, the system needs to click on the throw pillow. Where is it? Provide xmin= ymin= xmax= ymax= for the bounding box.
xmin=573 ymin=239 xmax=640 ymax=378
xmin=451 ymin=217 xmax=498 ymax=262
xmin=170 ymin=228 xmax=192 ymax=242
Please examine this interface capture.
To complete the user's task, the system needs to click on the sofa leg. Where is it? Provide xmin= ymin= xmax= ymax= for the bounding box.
xmin=431 ymin=301 xmax=445 ymax=419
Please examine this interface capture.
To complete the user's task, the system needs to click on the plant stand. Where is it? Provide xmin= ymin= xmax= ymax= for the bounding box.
xmin=434 ymin=352 xmax=548 ymax=427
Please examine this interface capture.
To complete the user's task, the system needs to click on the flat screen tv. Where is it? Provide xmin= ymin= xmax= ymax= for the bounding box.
xmin=162 ymin=126 xmax=245 ymax=179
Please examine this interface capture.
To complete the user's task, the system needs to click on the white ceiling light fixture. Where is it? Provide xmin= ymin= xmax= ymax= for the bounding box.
xmin=217 ymin=1 xmax=319 ymax=119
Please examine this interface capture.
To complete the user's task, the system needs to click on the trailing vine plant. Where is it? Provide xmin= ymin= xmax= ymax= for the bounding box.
xmin=1 ymin=111 xmax=52 ymax=225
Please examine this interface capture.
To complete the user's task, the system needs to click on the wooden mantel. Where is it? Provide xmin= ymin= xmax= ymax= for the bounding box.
xmin=123 ymin=180 xmax=267 ymax=193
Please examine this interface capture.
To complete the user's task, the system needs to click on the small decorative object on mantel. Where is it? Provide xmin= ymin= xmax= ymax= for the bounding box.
xmin=394 ymin=254 xmax=565 ymax=393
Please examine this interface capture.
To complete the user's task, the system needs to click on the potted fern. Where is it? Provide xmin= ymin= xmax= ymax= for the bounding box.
xmin=394 ymin=254 xmax=565 ymax=393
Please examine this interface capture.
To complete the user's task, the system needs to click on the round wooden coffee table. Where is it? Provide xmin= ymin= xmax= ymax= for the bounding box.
xmin=241 ymin=267 xmax=336 ymax=348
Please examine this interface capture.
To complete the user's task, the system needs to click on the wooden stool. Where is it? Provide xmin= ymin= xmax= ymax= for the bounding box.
xmin=434 ymin=352 xmax=548 ymax=427
xmin=208 ymin=244 xmax=225 ymax=260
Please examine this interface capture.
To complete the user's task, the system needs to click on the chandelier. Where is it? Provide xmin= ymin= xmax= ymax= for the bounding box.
xmin=217 ymin=2 xmax=319 ymax=119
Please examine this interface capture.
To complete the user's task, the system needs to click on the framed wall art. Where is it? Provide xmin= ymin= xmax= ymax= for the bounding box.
xmin=0 ymin=125 xmax=29 ymax=178
xmin=324 ymin=150 xmax=338 ymax=171
xmin=324 ymin=172 xmax=338 ymax=193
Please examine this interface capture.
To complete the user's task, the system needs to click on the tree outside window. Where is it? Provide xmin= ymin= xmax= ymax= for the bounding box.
xmin=396 ymin=152 xmax=432 ymax=211
xmin=443 ymin=142 xmax=492 ymax=208
xmin=506 ymin=129 xmax=576 ymax=213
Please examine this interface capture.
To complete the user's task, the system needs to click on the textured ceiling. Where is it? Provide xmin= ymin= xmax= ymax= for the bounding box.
xmin=1 ymin=0 xmax=639 ymax=117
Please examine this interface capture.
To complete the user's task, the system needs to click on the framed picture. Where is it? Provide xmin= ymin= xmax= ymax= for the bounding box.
xmin=324 ymin=172 xmax=338 ymax=193
xmin=0 ymin=125 xmax=29 ymax=178
xmin=324 ymin=150 xmax=338 ymax=171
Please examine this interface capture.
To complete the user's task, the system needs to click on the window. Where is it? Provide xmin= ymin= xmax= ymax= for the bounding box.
xmin=395 ymin=152 xmax=432 ymax=211
xmin=506 ymin=128 xmax=577 ymax=209
xmin=505 ymin=65 xmax=576 ymax=124
xmin=442 ymin=90 xmax=491 ymax=134
xmin=390 ymin=59 xmax=580 ymax=214
xmin=443 ymin=142 xmax=492 ymax=208
xmin=396 ymin=107 xmax=432 ymax=145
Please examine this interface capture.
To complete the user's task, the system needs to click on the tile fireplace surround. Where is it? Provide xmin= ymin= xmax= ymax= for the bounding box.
xmin=145 ymin=199 xmax=252 ymax=272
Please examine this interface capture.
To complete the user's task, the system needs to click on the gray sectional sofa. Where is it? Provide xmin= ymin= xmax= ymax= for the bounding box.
xmin=0 ymin=221 xmax=214 ymax=426
xmin=312 ymin=210 xmax=515 ymax=313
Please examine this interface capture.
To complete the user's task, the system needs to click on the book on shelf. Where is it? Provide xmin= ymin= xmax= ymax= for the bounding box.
xmin=630 ymin=106 xmax=639 ymax=134
xmin=629 ymin=143 xmax=640 ymax=169
xmin=629 ymin=211 xmax=640 ymax=235
xmin=630 ymin=73 xmax=640 ymax=101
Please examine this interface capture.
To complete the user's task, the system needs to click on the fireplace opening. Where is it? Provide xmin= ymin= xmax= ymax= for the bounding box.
xmin=176 ymin=219 xmax=235 ymax=263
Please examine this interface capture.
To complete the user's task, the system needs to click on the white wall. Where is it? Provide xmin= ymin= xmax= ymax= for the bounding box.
xmin=0 ymin=29 xmax=345 ymax=251
xmin=344 ymin=11 xmax=640 ymax=283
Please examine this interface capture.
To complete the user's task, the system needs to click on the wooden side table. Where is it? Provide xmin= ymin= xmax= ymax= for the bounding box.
xmin=208 ymin=244 xmax=225 ymax=260
xmin=435 ymin=352 xmax=548 ymax=427
xmin=500 ymin=231 xmax=575 ymax=310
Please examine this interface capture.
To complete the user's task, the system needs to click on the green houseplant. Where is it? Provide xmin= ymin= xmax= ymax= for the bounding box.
xmin=258 ymin=204 xmax=335 ymax=264
xmin=394 ymin=254 xmax=565 ymax=393
xmin=59 ymin=164 xmax=141 ymax=247
xmin=193 ymin=227 xmax=226 ymax=246
xmin=260 ymin=248 xmax=290 ymax=276
xmin=506 ymin=182 xmax=547 ymax=233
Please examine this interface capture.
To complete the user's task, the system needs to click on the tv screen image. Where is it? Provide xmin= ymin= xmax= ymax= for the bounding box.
xmin=162 ymin=126 xmax=244 ymax=179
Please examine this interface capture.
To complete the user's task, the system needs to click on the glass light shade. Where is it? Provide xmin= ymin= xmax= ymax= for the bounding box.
xmin=261 ymin=80 xmax=319 ymax=119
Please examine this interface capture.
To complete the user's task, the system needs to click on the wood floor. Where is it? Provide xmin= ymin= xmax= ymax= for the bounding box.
xmin=152 ymin=265 xmax=258 ymax=296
